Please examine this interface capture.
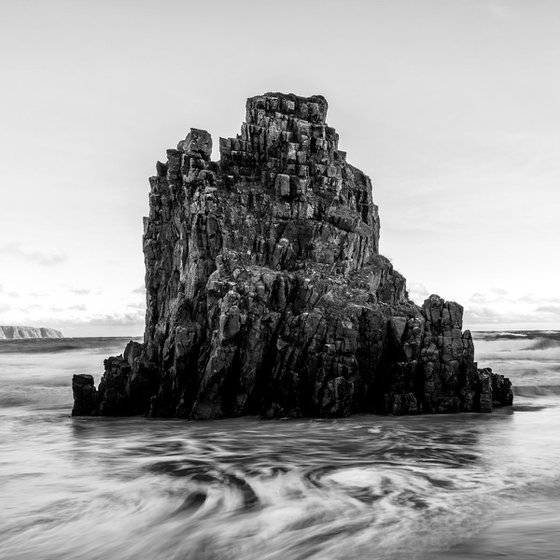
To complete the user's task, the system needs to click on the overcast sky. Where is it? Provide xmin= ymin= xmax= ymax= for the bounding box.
xmin=1 ymin=0 xmax=559 ymax=336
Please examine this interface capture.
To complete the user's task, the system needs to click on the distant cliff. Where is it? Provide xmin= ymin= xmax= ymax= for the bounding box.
xmin=0 ymin=326 xmax=63 ymax=339
xmin=72 ymin=92 xmax=513 ymax=418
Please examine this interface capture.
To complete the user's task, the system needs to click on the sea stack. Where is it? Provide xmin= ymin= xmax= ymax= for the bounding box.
xmin=72 ymin=92 xmax=513 ymax=418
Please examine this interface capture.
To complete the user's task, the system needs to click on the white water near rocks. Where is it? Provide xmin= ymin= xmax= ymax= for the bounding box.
xmin=1 ymin=333 xmax=560 ymax=560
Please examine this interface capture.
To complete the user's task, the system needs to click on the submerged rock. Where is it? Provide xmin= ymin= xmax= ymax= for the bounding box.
xmin=72 ymin=92 xmax=513 ymax=418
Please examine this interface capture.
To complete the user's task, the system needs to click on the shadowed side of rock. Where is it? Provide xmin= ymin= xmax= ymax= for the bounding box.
xmin=72 ymin=92 xmax=513 ymax=419
xmin=71 ymin=374 xmax=98 ymax=416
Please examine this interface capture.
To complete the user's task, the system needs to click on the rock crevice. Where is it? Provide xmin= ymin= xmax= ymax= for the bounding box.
xmin=71 ymin=92 xmax=513 ymax=418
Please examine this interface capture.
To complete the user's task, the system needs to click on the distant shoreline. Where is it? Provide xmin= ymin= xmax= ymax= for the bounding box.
xmin=0 ymin=326 xmax=63 ymax=339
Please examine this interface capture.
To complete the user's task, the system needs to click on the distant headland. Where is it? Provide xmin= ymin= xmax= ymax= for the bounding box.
xmin=0 ymin=326 xmax=63 ymax=339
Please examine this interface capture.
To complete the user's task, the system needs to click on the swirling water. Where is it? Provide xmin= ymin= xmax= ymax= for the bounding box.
xmin=1 ymin=333 xmax=560 ymax=560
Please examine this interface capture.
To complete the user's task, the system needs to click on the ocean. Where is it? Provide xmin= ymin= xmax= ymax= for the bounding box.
xmin=1 ymin=332 xmax=559 ymax=560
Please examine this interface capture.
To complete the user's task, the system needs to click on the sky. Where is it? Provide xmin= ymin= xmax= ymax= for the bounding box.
xmin=1 ymin=0 xmax=559 ymax=336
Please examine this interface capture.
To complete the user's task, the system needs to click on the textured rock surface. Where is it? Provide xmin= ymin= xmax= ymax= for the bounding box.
xmin=71 ymin=374 xmax=98 ymax=416
xmin=73 ymin=92 xmax=513 ymax=418
xmin=0 ymin=326 xmax=63 ymax=339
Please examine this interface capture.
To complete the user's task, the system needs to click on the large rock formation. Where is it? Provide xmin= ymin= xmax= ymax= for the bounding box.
xmin=0 ymin=326 xmax=63 ymax=339
xmin=72 ymin=92 xmax=513 ymax=418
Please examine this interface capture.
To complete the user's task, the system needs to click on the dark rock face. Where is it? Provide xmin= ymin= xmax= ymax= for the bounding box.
xmin=71 ymin=374 xmax=98 ymax=416
xmin=73 ymin=92 xmax=513 ymax=418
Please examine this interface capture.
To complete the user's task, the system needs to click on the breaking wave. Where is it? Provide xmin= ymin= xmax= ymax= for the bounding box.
xmin=472 ymin=331 xmax=560 ymax=391
xmin=0 ymin=337 xmax=141 ymax=354
xmin=514 ymin=385 xmax=560 ymax=398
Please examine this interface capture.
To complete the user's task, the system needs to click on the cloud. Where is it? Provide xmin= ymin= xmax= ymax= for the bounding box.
xmin=468 ymin=292 xmax=515 ymax=305
xmin=17 ymin=308 xmax=145 ymax=330
xmin=519 ymin=293 xmax=560 ymax=305
xmin=464 ymin=290 xmax=560 ymax=326
xmin=50 ymin=304 xmax=87 ymax=312
xmin=70 ymin=289 xmax=91 ymax=295
xmin=34 ymin=306 xmax=145 ymax=326
xmin=70 ymin=311 xmax=145 ymax=327
xmin=464 ymin=307 xmax=502 ymax=324
xmin=384 ymin=225 xmax=442 ymax=238
xmin=488 ymin=287 xmax=508 ymax=295
xmin=407 ymin=282 xmax=429 ymax=305
xmin=535 ymin=305 xmax=560 ymax=317
xmin=464 ymin=306 xmax=543 ymax=326
xmin=131 ymin=285 xmax=146 ymax=294
xmin=0 ymin=243 xmax=67 ymax=266
xmin=469 ymin=292 xmax=487 ymax=304
xmin=483 ymin=2 xmax=515 ymax=22
xmin=0 ymin=284 xmax=20 ymax=298
xmin=22 ymin=304 xmax=44 ymax=312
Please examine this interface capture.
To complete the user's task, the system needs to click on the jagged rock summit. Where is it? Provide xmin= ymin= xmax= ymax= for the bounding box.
xmin=72 ymin=92 xmax=513 ymax=418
